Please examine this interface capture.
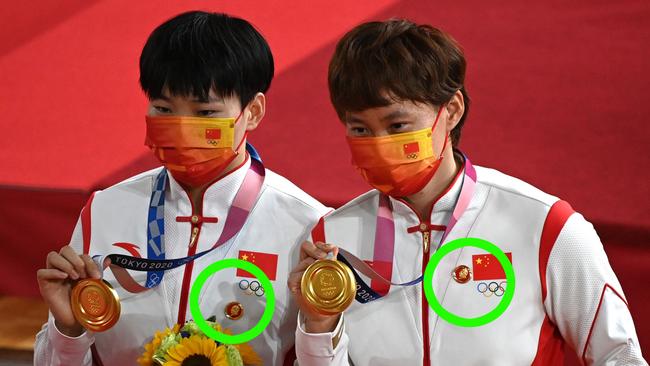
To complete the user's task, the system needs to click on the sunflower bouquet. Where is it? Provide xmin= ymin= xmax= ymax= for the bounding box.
xmin=137 ymin=316 xmax=262 ymax=366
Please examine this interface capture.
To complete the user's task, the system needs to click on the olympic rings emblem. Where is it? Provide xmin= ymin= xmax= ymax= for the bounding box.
xmin=477 ymin=281 xmax=507 ymax=297
xmin=238 ymin=279 xmax=265 ymax=297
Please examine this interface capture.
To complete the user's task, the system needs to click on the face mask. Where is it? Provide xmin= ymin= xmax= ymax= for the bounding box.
xmin=145 ymin=113 xmax=246 ymax=187
xmin=346 ymin=106 xmax=448 ymax=197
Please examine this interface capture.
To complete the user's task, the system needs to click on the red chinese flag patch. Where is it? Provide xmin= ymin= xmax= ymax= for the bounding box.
xmin=363 ymin=260 xmax=392 ymax=296
xmin=472 ymin=252 xmax=513 ymax=281
xmin=403 ymin=142 xmax=420 ymax=154
xmin=236 ymin=250 xmax=278 ymax=281
xmin=205 ymin=128 xmax=221 ymax=140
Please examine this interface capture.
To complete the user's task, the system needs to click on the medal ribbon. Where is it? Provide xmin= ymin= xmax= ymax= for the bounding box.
xmin=94 ymin=144 xmax=265 ymax=293
xmin=333 ymin=154 xmax=477 ymax=304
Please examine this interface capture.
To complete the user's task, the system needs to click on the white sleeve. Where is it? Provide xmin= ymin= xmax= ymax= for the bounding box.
xmin=33 ymin=216 xmax=94 ymax=366
xmin=295 ymin=312 xmax=350 ymax=366
xmin=545 ymin=213 xmax=647 ymax=365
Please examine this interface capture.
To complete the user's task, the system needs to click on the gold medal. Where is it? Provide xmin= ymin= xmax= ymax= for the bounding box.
xmin=301 ymin=258 xmax=356 ymax=315
xmin=70 ymin=278 xmax=120 ymax=332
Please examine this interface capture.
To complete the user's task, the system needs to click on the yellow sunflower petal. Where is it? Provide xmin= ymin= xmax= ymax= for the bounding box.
xmin=165 ymin=340 xmax=190 ymax=362
xmin=212 ymin=345 xmax=228 ymax=366
xmin=163 ymin=335 xmax=224 ymax=366
xmin=201 ymin=338 xmax=216 ymax=358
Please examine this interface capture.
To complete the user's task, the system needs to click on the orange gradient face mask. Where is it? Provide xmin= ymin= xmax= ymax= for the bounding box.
xmin=346 ymin=107 xmax=448 ymax=197
xmin=145 ymin=114 xmax=245 ymax=187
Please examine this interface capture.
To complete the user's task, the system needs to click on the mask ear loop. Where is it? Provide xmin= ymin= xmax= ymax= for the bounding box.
xmin=431 ymin=104 xmax=450 ymax=163
xmin=231 ymin=109 xmax=249 ymax=157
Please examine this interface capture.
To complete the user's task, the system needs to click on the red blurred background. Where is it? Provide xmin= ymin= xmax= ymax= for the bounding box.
xmin=0 ymin=0 xmax=648 ymax=361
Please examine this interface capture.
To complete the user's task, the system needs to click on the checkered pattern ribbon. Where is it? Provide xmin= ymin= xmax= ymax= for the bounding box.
xmin=146 ymin=168 xmax=168 ymax=288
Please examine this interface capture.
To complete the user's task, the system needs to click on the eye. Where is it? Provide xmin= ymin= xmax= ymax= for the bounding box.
xmin=349 ymin=126 xmax=370 ymax=137
xmin=153 ymin=106 xmax=172 ymax=114
xmin=197 ymin=110 xmax=218 ymax=117
xmin=389 ymin=122 xmax=409 ymax=133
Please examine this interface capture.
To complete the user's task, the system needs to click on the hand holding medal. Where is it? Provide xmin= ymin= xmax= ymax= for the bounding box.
xmin=301 ymin=251 xmax=356 ymax=315
xmin=288 ymin=241 xmax=347 ymax=333
xmin=36 ymin=245 xmax=105 ymax=336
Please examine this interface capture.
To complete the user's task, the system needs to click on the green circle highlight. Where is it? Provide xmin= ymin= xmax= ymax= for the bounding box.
xmin=423 ymin=237 xmax=515 ymax=327
xmin=189 ymin=258 xmax=275 ymax=344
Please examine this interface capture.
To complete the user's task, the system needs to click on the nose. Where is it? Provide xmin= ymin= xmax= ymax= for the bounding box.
xmin=371 ymin=129 xmax=393 ymax=137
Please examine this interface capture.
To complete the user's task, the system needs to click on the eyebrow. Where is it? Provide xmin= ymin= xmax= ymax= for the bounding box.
xmin=347 ymin=115 xmax=365 ymax=124
xmin=192 ymin=96 xmax=224 ymax=104
xmin=348 ymin=110 xmax=411 ymax=124
xmin=381 ymin=110 xmax=410 ymax=122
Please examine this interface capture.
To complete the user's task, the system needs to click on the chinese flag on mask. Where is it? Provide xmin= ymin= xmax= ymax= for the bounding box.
xmin=403 ymin=142 xmax=420 ymax=155
xmin=472 ymin=253 xmax=513 ymax=280
xmin=205 ymin=129 xmax=221 ymax=140
xmin=237 ymin=250 xmax=278 ymax=281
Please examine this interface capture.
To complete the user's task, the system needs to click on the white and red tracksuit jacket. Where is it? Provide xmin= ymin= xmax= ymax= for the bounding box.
xmin=34 ymin=157 xmax=330 ymax=365
xmin=295 ymin=164 xmax=647 ymax=365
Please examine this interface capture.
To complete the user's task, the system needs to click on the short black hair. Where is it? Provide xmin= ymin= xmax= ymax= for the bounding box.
xmin=139 ymin=11 xmax=274 ymax=107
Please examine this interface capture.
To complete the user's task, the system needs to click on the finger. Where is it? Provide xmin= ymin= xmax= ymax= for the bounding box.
xmin=46 ymin=252 xmax=79 ymax=280
xmin=302 ymin=241 xmax=328 ymax=260
xmin=37 ymin=268 xmax=69 ymax=281
xmin=291 ymin=257 xmax=316 ymax=274
xmin=315 ymin=242 xmax=340 ymax=258
xmin=288 ymin=257 xmax=316 ymax=293
xmin=332 ymin=246 xmax=339 ymax=257
xmin=59 ymin=246 xmax=87 ymax=278
xmin=300 ymin=241 xmax=314 ymax=261
xmin=80 ymin=255 xmax=101 ymax=279
xmin=287 ymin=272 xmax=304 ymax=294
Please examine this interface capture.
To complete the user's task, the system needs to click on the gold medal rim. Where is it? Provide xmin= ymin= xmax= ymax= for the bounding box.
xmin=301 ymin=259 xmax=356 ymax=315
xmin=71 ymin=278 xmax=121 ymax=332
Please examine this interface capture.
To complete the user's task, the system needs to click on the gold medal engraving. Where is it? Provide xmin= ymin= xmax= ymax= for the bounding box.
xmin=301 ymin=259 xmax=356 ymax=315
xmin=71 ymin=278 xmax=120 ymax=332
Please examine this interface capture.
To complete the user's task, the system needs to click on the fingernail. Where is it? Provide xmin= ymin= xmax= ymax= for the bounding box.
xmin=71 ymin=272 xmax=79 ymax=280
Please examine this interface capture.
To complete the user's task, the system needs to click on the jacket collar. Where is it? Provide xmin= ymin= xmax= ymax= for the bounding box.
xmin=166 ymin=154 xmax=252 ymax=218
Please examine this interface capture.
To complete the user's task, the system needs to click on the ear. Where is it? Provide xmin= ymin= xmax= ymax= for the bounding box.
xmin=445 ymin=90 xmax=465 ymax=132
xmin=244 ymin=93 xmax=266 ymax=132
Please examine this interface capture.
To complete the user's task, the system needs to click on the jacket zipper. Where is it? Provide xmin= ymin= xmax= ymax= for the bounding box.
xmin=397 ymin=160 xmax=464 ymax=366
xmin=189 ymin=218 xmax=200 ymax=247
xmin=177 ymin=210 xmax=202 ymax=324
xmin=421 ymin=226 xmax=432 ymax=366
